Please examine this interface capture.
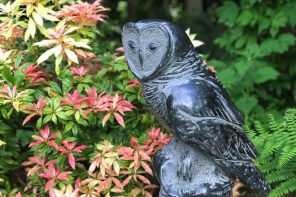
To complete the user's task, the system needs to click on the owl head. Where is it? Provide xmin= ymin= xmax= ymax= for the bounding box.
xmin=122 ymin=19 xmax=195 ymax=82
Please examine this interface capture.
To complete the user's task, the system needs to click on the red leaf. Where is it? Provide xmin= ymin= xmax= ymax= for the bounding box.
xmin=68 ymin=153 xmax=76 ymax=169
xmin=47 ymin=141 xmax=58 ymax=149
xmin=32 ymin=135 xmax=45 ymax=142
xmin=137 ymin=175 xmax=151 ymax=185
xmin=41 ymin=125 xmax=50 ymax=139
xmin=114 ymin=112 xmax=125 ymax=127
xmin=112 ymin=178 xmax=123 ymax=188
xmin=57 ymin=146 xmax=68 ymax=154
xmin=16 ymin=192 xmax=22 ymax=197
xmin=122 ymin=176 xmax=132 ymax=187
xmin=117 ymin=147 xmax=133 ymax=155
xmin=29 ymin=141 xmax=41 ymax=147
xmin=45 ymin=179 xmax=55 ymax=191
xmin=48 ymin=132 xmax=59 ymax=139
xmin=73 ymin=145 xmax=87 ymax=152
xmin=139 ymin=151 xmax=151 ymax=162
xmin=141 ymin=161 xmax=153 ymax=176
xmin=75 ymin=178 xmax=81 ymax=189
xmin=57 ymin=172 xmax=69 ymax=181
xmin=22 ymin=113 xmax=36 ymax=125
xmin=49 ymin=189 xmax=56 ymax=197
xmin=130 ymin=137 xmax=138 ymax=148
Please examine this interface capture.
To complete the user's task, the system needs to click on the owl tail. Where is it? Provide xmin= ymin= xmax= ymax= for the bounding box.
xmin=227 ymin=161 xmax=271 ymax=194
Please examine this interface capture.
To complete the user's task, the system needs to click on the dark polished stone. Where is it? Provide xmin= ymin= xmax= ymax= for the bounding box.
xmin=121 ymin=19 xmax=271 ymax=197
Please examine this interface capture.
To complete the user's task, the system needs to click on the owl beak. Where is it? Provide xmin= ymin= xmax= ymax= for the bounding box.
xmin=139 ymin=50 xmax=144 ymax=66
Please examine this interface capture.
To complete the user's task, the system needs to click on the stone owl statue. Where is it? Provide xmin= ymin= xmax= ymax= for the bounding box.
xmin=121 ymin=19 xmax=271 ymax=197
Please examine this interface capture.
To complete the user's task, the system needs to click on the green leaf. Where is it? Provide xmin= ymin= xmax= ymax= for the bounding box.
xmin=234 ymin=60 xmax=252 ymax=76
xmin=277 ymin=33 xmax=296 ymax=53
xmin=36 ymin=117 xmax=42 ymax=129
xmin=52 ymin=114 xmax=57 ymax=124
xmin=56 ymin=111 xmax=69 ymax=120
xmin=74 ymin=111 xmax=80 ymax=122
xmin=216 ymin=1 xmax=239 ymax=27
xmin=43 ymin=114 xmax=52 ymax=124
xmin=270 ymin=13 xmax=287 ymax=37
xmin=14 ymin=70 xmax=26 ymax=86
xmin=260 ymin=39 xmax=277 ymax=56
xmin=15 ymin=54 xmax=23 ymax=67
xmin=216 ymin=68 xmax=237 ymax=87
xmin=258 ymin=18 xmax=270 ymax=33
xmin=254 ymin=67 xmax=279 ymax=84
xmin=207 ymin=60 xmax=227 ymax=70
xmin=1 ymin=65 xmax=14 ymax=85
xmin=65 ymin=121 xmax=74 ymax=132
xmin=72 ymin=123 xmax=78 ymax=136
xmin=237 ymin=10 xmax=253 ymax=26
xmin=49 ymin=82 xmax=62 ymax=94
xmin=236 ymin=96 xmax=258 ymax=116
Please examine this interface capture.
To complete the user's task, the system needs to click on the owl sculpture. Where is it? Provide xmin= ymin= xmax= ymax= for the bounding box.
xmin=121 ymin=19 xmax=271 ymax=196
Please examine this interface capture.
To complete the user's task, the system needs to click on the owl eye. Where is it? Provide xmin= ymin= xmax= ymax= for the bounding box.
xmin=148 ymin=42 xmax=159 ymax=52
xmin=128 ymin=41 xmax=136 ymax=50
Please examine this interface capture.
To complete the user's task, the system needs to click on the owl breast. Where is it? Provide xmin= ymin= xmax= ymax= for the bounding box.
xmin=142 ymin=82 xmax=172 ymax=131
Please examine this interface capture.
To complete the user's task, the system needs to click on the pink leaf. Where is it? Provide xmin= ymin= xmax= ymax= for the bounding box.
xmin=117 ymin=147 xmax=133 ymax=155
xmin=57 ymin=171 xmax=69 ymax=181
xmin=102 ymin=113 xmax=111 ymax=126
xmin=45 ymin=179 xmax=55 ymax=191
xmin=141 ymin=161 xmax=153 ymax=176
xmin=122 ymin=176 xmax=132 ymax=187
xmin=88 ymin=161 xmax=97 ymax=175
xmin=32 ymin=135 xmax=45 ymax=142
xmin=114 ymin=112 xmax=125 ymax=127
xmin=139 ymin=151 xmax=151 ymax=162
xmin=47 ymin=141 xmax=58 ymax=149
xmin=69 ymin=153 xmax=76 ymax=169
xmin=112 ymin=178 xmax=123 ymax=188
xmin=49 ymin=189 xmax=56 ymax=197
xmin=137 ymin=175 xmax=151 ymax=185
xmin=16 ymin=192 xmax=22 ymax=197
xmin=22 ymin=113 xmax=36 ymax=125
xmin=29 ymin=141 xmax=41 ymax=147
xmin=73 ymin=145 xmax=87 ymax=152
xmin=48 ymin=132 xmax=59 ymax=139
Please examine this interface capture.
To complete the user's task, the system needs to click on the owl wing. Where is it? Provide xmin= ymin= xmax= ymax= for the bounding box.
xmin=166 ymin=78 xmax=257 ymax=162
xmin=165 ymin=78 xmax=272 ymax=193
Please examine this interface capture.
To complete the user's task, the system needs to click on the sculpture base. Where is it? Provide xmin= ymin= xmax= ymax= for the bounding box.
xmin=154 ymin=138 xmax=235 ymax=197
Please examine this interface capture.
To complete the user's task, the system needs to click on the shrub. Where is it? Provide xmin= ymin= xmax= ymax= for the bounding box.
xmin=0 ymin=0 xmax=171 ymax=196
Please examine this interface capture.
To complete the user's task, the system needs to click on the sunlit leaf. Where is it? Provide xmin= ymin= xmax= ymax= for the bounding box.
xmin=37 ymin=48 xmax=54 ymax=64
xmin=28 ymin=17 xmax=36 ymax=37
xmin=32 ymin=11 xmax=43 ymax=26
xmin=65 ymin=49 xmax=78 ymax=64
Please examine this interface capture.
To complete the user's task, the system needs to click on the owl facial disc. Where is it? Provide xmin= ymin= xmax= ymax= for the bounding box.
xmin=122 ymin=22 xmax=170 ymax=81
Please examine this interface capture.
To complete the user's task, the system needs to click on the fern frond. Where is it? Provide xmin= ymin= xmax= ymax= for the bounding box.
xmin=251 ymin=109 xmax=296 ymax=197
xmin=266 ymin=169 xmax=295 ymax=183
xmin=278 ymin=145 xmax=296 ymax=167
xmin=268 ymin=178 xmax=296 ymax=197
